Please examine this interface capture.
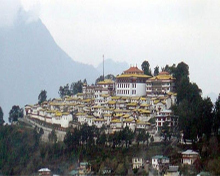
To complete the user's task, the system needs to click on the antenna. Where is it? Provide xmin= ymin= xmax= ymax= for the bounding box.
xmin=103 ymin=55 xmax=104 ymax=81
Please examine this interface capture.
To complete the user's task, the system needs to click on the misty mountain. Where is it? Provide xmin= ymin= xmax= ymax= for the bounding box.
xmin=0 ymin=10 xmax=99 ymax=122
xmin=96 ymin=58 xmax=129 ymax=76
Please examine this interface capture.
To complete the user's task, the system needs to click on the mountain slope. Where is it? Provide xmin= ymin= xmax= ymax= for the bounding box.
xmin=96 ymin=58 xmax=129 ymax=76
xmin=0 ymin=11 xmax=99 ymax=121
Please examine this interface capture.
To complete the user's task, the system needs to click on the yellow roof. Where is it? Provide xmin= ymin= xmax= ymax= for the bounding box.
xmin=116 ymin=74 xmax=151 ymax=79
xmin=92 ymin=106 xmax=103 ymax=109
xmin=101 ymin=94 xmax=110 ymax=97
xmin=127 ymin=102 xmax=137 ymax=106
xmin=123 ymin=114 xmax=130 ymax=118
xmin=76 ymin=113 xmax=86 ymax=116
xmin=55 ymin=112 xmax=62 ymax=116
xmin=94 ymin=118 xmax=106 ymax=122
xmin=97 ymin=79 xmax=114 ymax=84
xmin=108 ymin=101 xmax=116 ymax=105
xmin=131 ymin=97 xmax=140 ymax=100
xmin=83 ymin=99 xmax=91 ymax=102
xmin=140 ymin=109 xmax=151 ymax=114
xmin=150 ymin=74 xmax=175 ymax=80
xmin=140 ymin=103 xmax=150 ymax=107
xmin=111 ymin=119 xmax=121 ymax=123
xmin=111 ymin=96 xmax=121 ymax=100
xmin=124 ymin=118 xmax=135 ymax=122
xmin=115 ymin=113 xmax=123 ymax=117
xmin=103 ymin=114 xmax=112 ymax=117
xmin=154 ymin=100 xmax=160 ymax=104
xmin=136 ymin=120 xmax=151 ymax=125
xmin=121 ymin=97 xmax=130 ymax=100
xmin=140 ymin=97 xmax=146 ymax=101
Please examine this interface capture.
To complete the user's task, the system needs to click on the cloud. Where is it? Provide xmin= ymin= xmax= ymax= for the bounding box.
xmin=0 ymin=0 xmax=21 ymax=27
xmin=20 ymin=0 xmax=40 ymax=23
xmin=0 ymin=0 xmax=40 ymax=27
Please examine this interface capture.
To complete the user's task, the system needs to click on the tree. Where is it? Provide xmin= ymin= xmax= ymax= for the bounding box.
xmin=83 ymin=78 xmax=87 ymax=84
xmin=9 ymin=105 xmax=23 ymax=123
xmin=213 ymin=94 xmax=220 ymax=135
xmin=70 ymin=80 xmax=83 ymax=95
xmin=141 ymin=60 xmax=152 ymax=76
xmin=197 ymin=97 xmax=213 ymax=138
xmin=48 ymin=129 xmax=57 ymax=143
xmin=150 ymin=136 xmax=154 ymax=143
xmin=58 ymin=84 xmax=71 ymax=98
xmin=95 ymin=75 xmax=104 ymax=84
xmin=0 ymin=107 xmax=4 ymax=126
xmin=173 ymin=62 xmax=189 ymax=87
xmin=105 ymin=74 xmax=116 ymax=81
xmin=38 ymin=90 xmax=47 ymax=104
xmin=154 ymin=66 xmax=159 ymax=76
xmin=161 ymin=64 xmax=176 ymax=74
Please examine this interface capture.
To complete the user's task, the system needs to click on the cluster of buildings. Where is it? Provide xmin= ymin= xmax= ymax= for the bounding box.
xmin=24 ymin=66 xmax=177 ymax=134
xmin=132 ymin=149 xmax=200 ymax=176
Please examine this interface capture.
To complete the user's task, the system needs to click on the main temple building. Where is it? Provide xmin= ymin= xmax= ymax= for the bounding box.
xmin=115 ymin=66 xmax=151 ymax=97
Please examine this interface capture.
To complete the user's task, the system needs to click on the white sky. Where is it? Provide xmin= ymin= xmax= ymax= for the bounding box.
xmin=2 ymin=0 xmax=220 ymax=96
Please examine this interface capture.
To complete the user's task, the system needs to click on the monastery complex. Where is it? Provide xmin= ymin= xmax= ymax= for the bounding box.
xmin=24 ymin=66 xmax=178 ymax=134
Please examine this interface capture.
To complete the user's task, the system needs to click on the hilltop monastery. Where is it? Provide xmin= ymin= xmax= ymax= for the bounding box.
xmin=24 ymin=66 xmax=177 ymax=134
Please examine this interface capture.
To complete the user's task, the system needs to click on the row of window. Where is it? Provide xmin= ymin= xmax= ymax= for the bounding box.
xmin=117 ymin=90 xmax=130 ymax=95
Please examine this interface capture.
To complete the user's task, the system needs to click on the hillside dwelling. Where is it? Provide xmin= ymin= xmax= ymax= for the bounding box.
xmin=82 ymin=84 xmax=95 ymax=99
xmin=164 ymin=166 xmax=180 ymax=176
xmin=94 ymin=87 xmax=109 ymax=104
xmin=51 ymin=112 xmax=72 ymax=128
xmin=154 ymin=101 xmax=166 ymax=115
xmin=146 ymin=71 xmax=175 ymax=95
xmin=38 ymin=168 xmax=51 ymax=176
xmin=93 ymin=118 xmax=107 ymax=128
xmin=155 ymin=115 xmax=178 ymax=133
xmin=152 ymin=155 xmax=170 ymax=170
xmin=158 ymin=109 xmax=173 ymax=116
xmin=110 ymin=119 xmax=123 ymax=133
xmin=115 ymin=66 xmax=151 ymax=97
xmin=103 ymin=114 xmax=112 ymax=125
xmin=85 ymin=115 xmax=95 ymax=126
xmin=136 ymin=120 xmax=151 ymax=130
xmin=132 ymin=157 xmax=143 ymax=169
xmin=181 ymin=150 xmax=199 ymax=165
xmin=123 ymin=118 xmax=136 ymax=131
xmin=140 ymin=103 xmax=151 ymax=110
xmin=107 ymin=100 xmax=116 ymax=109
xmin=76 ymin=112 xmax=87 ymax=124
xmin=116 ymin=101 xmax=127 ymax=109
xmin=24 ymin=104 xmax=34 ymax=116
xmin=97 ymin=79 xmax=115 ymax=96
xmin=91 ymin=106 xmax=104 ymax=117
xmin=79 ymin=162 xmax=91 ymax=175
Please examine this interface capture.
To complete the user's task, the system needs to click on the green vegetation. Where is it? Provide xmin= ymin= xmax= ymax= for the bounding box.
xmin=0 ymin=106 xmax=4 ymax=126
xmin=58 ymin=80 xmax=84 ymax=98
xmin=95 ymin=74 xmax=116 ymax=84
xmin=153 ymin=65 xmax=159 ymax=76
xmin=141 ymin=60 xmax=152 ymax=76
xmin=1 ymin=61 xmax=220 ymax=175
xmin=8 ymin=105 xmax=23 ymax=123
xmin=38 ymin=90 xmax=47 ymax=104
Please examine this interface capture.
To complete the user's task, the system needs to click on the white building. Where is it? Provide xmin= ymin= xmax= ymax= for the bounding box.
xmin=116 ymin=66 xmax=151 ymax=97
xmin=152 ymin=155 xmax=170 ymax=170
xmin=155 ymin=115 xmax=178 ymax=133
xmin=132 ymin=157 xmax=143 ymax=169
xmin=146 ymin=71 xmax=175 ymax=95
xmin=181 ymin=150 xmax=199 ymax=165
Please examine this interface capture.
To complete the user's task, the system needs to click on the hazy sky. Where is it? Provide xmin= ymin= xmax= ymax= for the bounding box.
xmin=2 ymin=0 xmax=220 ymax=96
